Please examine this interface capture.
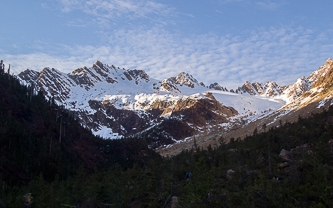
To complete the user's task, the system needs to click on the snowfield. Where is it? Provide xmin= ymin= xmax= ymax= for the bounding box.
xmin=210 ymin=91 xmax=285 ymax=115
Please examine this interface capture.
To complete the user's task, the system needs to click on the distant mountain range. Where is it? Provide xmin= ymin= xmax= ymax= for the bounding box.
xmin=17 ymin=58 xmax=333 ymax=149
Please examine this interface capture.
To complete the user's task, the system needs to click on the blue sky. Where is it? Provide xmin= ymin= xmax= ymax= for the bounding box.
xmin=1 ymin=0 xmax=333 ymax=89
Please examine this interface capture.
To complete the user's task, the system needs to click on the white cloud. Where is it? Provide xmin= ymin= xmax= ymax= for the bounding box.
xmin=256 ymin=2 xmax=281 ymax=10
xmin=56 ymin=0 xmax=171 ymax=18
xmin=3 ymin=26 xmax=333 ymax=90
xmin=58 ymin=0 xmax=82 ymax=13
xmin=220 ymin=0 xmax=284 ymax=11
xmin=50 ymin=0 xmax=174 ymax=32
xmin=220 ymin=0 xmax=244 ymax=3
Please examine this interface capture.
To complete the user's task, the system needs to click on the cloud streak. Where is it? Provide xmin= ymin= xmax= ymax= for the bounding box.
xmin=3 ymin=26 xmax=333 ymax=89
xmin=256 ymin=2 xmax=281 ymax=10
xmin=51 ymin=0 xmax=175 ymax=32
xmin=57 ymin=0 xmax=171 ymax=18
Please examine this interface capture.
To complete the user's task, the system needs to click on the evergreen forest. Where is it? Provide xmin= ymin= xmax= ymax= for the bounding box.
xmin=1 ymin=66 xmax=333 ymax=207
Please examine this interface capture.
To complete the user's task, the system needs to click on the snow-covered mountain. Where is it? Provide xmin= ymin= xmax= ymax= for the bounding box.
xmin=18 ymin=61 xmax=235 ymax=142
xmin=280 ymin=58 xmax=333 ymax=110
xmin=17 ymin=58 xmax=333 ymax=147
xmin=230 ymin=58 xmax=333 ymax=107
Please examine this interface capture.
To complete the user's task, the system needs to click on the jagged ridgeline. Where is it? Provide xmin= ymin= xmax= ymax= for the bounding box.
xmin=16 ymin=58 xmax=333 ymax=151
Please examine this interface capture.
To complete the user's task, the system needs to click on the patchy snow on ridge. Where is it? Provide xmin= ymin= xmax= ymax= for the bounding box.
xmin=308 ymin=58 xmax=333 ymax=83
xmin=317 ymin=95 xmax=333 ymax=108
xmin=281 ymin=76 xmax=311 ymax=104
xmin=94 ymin=125 xmax=124 ymax=139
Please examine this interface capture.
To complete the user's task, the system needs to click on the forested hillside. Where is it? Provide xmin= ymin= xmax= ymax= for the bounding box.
xmin=1 ymin=67 xmax=333 ymax=207
xmin=0 ymin=70 xmax=158 ymax=207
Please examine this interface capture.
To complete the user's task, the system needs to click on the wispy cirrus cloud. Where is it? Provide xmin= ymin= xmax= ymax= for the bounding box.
xmin=220 ymin=0 xmax=244 ymax=3
xmin=220 ymin=0 xmax=283 ymax=10
xmin=57 ymin=0 xmax=171 ymax=18
xmin=50 ymin=0 xmax=174 ymax=30
xmin=256 ymin=2 xmax=281 ymax=10
xmin=4 ymin=26 xmax=333 ymax=89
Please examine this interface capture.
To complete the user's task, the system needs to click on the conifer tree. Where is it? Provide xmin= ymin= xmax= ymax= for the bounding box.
xmin=0 ymin=60 xmax=3 ymax=73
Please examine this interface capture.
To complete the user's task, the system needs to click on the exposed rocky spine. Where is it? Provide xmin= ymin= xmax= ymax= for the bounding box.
xmin=164 ymin=72 xmax=200 ymax=88
xmin=232 ymin=81 xmax=282 ymax=97
xmin=209 ymin=82 xmax=228 ymax=91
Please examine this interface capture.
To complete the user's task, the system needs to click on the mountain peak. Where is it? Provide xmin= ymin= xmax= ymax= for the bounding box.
xmin=208 ymin=82 xmax=228 ymax=91
xmin=308 ymin=57 xmax=333 ymax=84
xmin=325 ymin=57 xmax=332 ymax=64
xmin=174 ymin=71 xmax=199 ymax=88
xmin=95 ymin=60 xmax=104 ymax=67
xmin=18 ymin=69 xmax=40 ymax=82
